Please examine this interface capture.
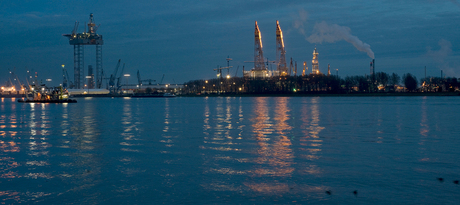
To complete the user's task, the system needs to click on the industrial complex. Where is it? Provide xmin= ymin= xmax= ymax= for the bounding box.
xmin=1 ymin=14 xmax=457 ymax=98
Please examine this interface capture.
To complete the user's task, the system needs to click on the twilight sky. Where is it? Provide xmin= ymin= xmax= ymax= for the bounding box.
xmin=1 ymin=0 xmax=459 ymax=86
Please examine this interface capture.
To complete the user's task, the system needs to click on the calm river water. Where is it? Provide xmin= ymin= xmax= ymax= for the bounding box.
xmin=1 ymin=96 xmax=459 ymax=204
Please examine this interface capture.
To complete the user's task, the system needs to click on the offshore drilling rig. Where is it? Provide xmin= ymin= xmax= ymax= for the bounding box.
xmin=63 ymin=13 xmax=103 ymax=89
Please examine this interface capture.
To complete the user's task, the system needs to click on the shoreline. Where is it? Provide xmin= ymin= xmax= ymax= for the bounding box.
xmin=179 ymin=92 xmax=460 ymax=97
xmin=2 ymin=92 xmax=459 ymax=99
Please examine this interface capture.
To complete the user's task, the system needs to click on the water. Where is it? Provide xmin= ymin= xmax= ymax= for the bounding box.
xmin=1 ymin=96 xmax=459 ymax=204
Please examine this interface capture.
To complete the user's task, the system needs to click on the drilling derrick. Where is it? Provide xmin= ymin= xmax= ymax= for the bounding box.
xmin=254 ymin=21 xmax=265 ymax=71
xmin=63 ymin=13 xmax=103 ymax=89
xmin=311 ymin=47 xmax=319 ymax=74
xmin=276 ymin=20 xmax=288 ymax=76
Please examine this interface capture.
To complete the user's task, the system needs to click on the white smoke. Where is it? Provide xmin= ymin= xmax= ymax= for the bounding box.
xmin=426 ymin=39 xmax=452 ymax=62
xmin=307 ymin=21 xmax=375 ymax=59
xmin=293 ymin=9 xmax=308 ymax=36
xmin=426 ymin=39 xmax=457 ymax=76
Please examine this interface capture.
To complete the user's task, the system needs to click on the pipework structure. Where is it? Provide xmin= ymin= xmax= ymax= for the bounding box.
xmin=63 ymin=13 xmax=103 ymax=89
xmin=276 ymin=20 xmax=288 ymax=76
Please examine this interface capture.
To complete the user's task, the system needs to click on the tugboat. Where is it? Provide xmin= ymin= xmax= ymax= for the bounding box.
xmin=18 ymin=86 xmax=77 ymax=103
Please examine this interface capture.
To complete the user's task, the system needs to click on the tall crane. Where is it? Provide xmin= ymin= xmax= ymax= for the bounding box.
xmin=254 ymin=21 xmax=265 ymax=71
xmin=226 ymin=56 xmax=233 ymax=76
xmin=109 ymin=59 xmax=121 ymax=90
xmin=137 ymin=70 xmax=155 ymax=87
xmin=116 ymin=63 xmax=125 ymax=90
xmin=234 ymin=66 xmax=239 ymax=77
xmin=213 ymin=66 xmax=232 ymax=79
xmin=276 ymin=20 xmax=288 ymax=76
xmin=160 ymin=74 xmax=165 ymax=84
xmin=137 ymin=70 xmax=141 ymax=87
xmin=8 ymin=68 xmax=24 ymax=91
xmin=62 ymin=64 xmax=74 ymax=89
xmin=302 ymin=62 xmax=308 ymax=76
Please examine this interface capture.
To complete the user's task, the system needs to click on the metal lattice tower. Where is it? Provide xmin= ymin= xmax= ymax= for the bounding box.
xmin=63 ymin=13 xmax=103 ymax=89
xmin=74 ymin=45 xmax=84 ymax=88
xmin=96 ymin=45 xmax=102 ymax=88
xmin=311 ymin=47 xmax=319 ymax=74
xmin=254 ymin=21 xmax=266 ymax=71
xmin=276 ymin=20 xmax=288 ymax=76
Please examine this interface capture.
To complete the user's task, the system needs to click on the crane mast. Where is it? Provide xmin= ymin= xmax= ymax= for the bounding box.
xmin=116 ymin=63 xmax=125 ymax=90
xmin=276 ymin=20 xmax=288 ymax=76
xmin=254 ymin=21 xmax=265 ymax=71
xmin=109 ymin=59 xmax=121 ymax=90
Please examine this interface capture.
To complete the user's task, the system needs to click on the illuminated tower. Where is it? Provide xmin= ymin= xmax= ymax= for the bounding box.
xmin=254 ymin=21 xmax=265 ymax=71
xmin=311 ymin=47 xmax=319 ymax=74
xmin=63 ymin=13 xmax=103 ymax=89
xmin=276 ymin=20 xmax=288 ymax=76
xmin=327 ymin=64 xmax=331 ymax=76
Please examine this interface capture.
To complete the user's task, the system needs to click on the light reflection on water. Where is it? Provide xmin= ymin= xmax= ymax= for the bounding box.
xmin=0 ymin=97 xmax=459 ymax=204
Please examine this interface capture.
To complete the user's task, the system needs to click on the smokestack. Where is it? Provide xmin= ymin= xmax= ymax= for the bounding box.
xmin=373 ymin=59 xmax=375 ymax=75
xmin=370 ymin=59 xmax=375 ymax=76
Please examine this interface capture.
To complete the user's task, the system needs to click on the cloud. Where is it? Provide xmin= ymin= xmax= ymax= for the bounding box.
xmin=293 ymin=9 xmax=308 ymax=36
xmin=307 ymin=21 xmax=375 ymax=59
xmin=426 ymin=39 xmax=452 ymax=62
xmin=426 ymin=39 xmax=458 ymax=76
xmin=450 ymin=0 xmax=460 ymax=8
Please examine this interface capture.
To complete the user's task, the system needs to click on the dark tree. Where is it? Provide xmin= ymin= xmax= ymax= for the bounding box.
xmin=375 ymin=72 xmax=389 ymax=87
xmin=403 ymin=73 xmax=418 ymax=91
xmin=389 ymin=73 xmax=400 ymax=87
xmin=356 ymin=76 xmax=370 ymax=92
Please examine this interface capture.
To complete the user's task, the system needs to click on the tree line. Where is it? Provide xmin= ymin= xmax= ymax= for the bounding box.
xmin=182 ymin=72 xmax=460 ymax=95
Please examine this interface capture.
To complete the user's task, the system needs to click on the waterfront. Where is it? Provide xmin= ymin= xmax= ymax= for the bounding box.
xmin=1 ymin=96 xmax=459 ymax=204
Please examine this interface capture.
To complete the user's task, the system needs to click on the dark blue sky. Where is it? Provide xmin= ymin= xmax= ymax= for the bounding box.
xmin=1 ymin=0 xmax=459 ymax=86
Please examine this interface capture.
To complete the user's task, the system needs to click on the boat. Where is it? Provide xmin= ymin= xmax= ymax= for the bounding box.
xmin=17 ymin=86 xmax=77 ymax=103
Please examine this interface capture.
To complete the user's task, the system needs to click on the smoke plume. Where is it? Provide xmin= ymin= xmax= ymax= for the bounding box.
xmin=307 ymin=21 xmax=375 ymax=59
xmin=426 ymin=39 xmax=457 ymax=76
xmin=426 ymin=39 xmax=452 ymax=62
xmin=293 ymin=9 xmax=308 ymax=36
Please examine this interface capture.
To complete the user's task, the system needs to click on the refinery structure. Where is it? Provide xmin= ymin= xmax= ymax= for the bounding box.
xmin=5 ymin=15 xmax=455 ymax=98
